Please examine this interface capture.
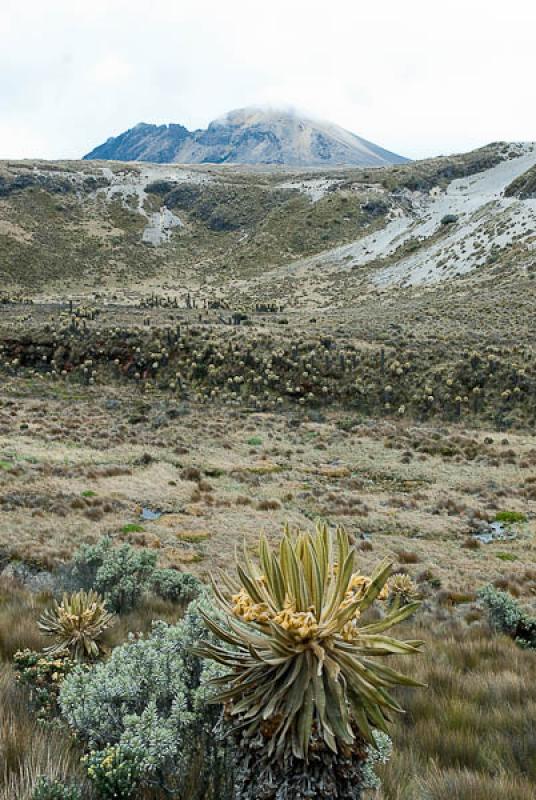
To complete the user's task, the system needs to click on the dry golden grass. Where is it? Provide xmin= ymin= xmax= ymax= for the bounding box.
xmin=0 ymin=580 xmax=48 ymax=661
xmin=0 ymin=391 xmax=533 ymax=593
xmin=0 ymin=665 xmax=88 ymax=799
xmin=377 ymin=621 xmax=536 ymax=799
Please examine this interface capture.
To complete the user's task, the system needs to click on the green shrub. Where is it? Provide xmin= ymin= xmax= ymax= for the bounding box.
xmin=83 ymin=745 xmax=140 ymax=799
xmin=150 ymin=568 xmax=201 ymax=604
xmin=64 ymin=537 xmax=202 ymax=613
xmin=67 ymin=537 xmax=157 ymax=612
xmin=121 ymin=523 xmax=144 ymax=534
xmin=478 ymin=585 xmax=536 ymax=648
xmin=59 ymin=598 xmax=232 ymax=799
xmin=32 ymin=777 xmax=82 ymax=800
xmin=13 ymin=649 xmax=80 ymax=719
xmin=494 ymin=511 xmax=527 ymax=524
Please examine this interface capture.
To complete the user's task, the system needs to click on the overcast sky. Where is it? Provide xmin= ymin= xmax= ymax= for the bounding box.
xmin=1 ymin=0 xmax=535 ymax=161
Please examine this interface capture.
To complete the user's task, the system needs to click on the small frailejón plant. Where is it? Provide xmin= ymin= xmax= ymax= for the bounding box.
xmin=386 ymin=573 xmax=420 ymax=609
xmin=195 ymin=523 xmax=424 ymax=800
xmin=38 ymin=589 xmax=114 ymax=661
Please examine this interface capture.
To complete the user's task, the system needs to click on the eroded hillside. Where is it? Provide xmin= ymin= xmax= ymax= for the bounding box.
xmin=1 ymin=141 xmax=534 ymax=306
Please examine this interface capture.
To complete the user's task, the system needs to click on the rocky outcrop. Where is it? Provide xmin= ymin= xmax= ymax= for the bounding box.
xmin=85 ymin=122 xmax=190 ymax=164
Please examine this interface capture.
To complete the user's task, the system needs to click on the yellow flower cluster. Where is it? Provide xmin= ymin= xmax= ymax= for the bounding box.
xmin=232 ymin=590 xmax=319 ymax=639
xmin=341 ymin=574 xmax=371 ymax=607
xmin=273 ymin=600 xmax=318 ymax=639
xmin=83 ymin=748 xmax=118 ymax=780
xmin=341 ymin=616 xmax=361 ymax=642
xmin=101 ymin=753 xmax=115 ymax=770
xmin=339 ymin=573 xmax=388 ymax=641
xmin=231 ymin=589 xmax=272 ymax=623
xmin=232 ymin=570 xmax=389 ymax=642
xmin=345 ymin=573 xmax=389 ymax=603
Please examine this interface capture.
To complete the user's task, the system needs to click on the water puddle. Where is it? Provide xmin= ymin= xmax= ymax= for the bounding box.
xmin=140 ymin=507 xmax=163 ymax=521
xmin=472 ymin=521 xmax=517 ymax=544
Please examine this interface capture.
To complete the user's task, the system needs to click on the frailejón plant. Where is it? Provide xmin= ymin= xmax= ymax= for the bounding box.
xmin=38 ymin=590 xmax=114 ymax=661
xmin=195 ymin=523 xmax=424 ymax=799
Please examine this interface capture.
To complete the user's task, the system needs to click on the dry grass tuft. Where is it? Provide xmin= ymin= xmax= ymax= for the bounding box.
xmin=378 ymin=622 xmax=536 ymax=799
xmin=0 ymin=580 xmax=48 ymax=660
xmin=417 ymin=765 xmax=535 ymax=800
xmin=0 ymin=665 xmax=87 ymax=800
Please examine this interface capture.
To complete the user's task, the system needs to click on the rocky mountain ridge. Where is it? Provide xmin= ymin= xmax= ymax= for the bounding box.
xmin=84 ymin=107 xmax=408 ymax=167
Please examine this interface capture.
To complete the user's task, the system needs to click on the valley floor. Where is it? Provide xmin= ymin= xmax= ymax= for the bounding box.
xmin=1 ymin=381 xmax=534 ymax=601
xmin=1 ymin=377 xmax=536 ymax=800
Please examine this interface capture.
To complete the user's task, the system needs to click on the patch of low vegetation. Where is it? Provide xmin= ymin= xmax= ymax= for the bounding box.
xmin=495 ymin=510 xmax=527 ymax=524
xmin=504 ymin=164 xmax=536 ymax=199
xmin=121 ymin=523 xmax=144 ymax=534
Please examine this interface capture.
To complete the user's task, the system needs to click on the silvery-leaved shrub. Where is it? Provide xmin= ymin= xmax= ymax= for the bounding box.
xmin=31 ymin=778 xmax=82 ymax=800
xmin=360 ymin=730 xmax=393 ymax=791
xmin=66 ymin=536 xmax=158 ymax=612
xmin=62 ymin=537 xmax=201 ymax=613
xmin=478 ymin=585 xmax=536 ymax=648
xmin=151 ymin=567 xmax=202 ymax=604
xmin=59 ymin=597 xmax=232 ymax=799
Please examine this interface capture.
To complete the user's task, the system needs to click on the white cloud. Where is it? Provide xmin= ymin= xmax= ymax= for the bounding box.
xmin=91 ymin=55 xmax=134 ymax=86
xmin=0 ymin=0 xmax=535 ymax=159
xmin=0 ymin=121 xmax=49 ymax=160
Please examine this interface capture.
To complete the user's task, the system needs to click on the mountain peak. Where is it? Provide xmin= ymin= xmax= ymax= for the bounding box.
xmin=84 ymin=108 xmax=408 ymax=167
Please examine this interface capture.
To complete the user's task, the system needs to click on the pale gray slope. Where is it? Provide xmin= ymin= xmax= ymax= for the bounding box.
xmin=250 ymin=143 xmax=536 ymax=289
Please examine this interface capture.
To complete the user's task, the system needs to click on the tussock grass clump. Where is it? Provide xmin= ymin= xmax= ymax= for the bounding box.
xmin=418 ymin=767 xmax=535 ymax=800
xmin=0 ymin=665 xmax=87 ymax=800
xmin=0 ymin=580 xmax=48 ymax=661
xmin=378 ymin=623 xmax=536 ymax=799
